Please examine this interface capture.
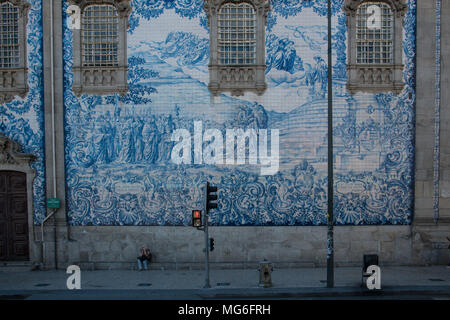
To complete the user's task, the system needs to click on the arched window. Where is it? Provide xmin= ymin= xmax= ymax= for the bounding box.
xmin=68 ymin=0 xmax=131 ymax=97
xmin=0 ymin=2 xmax=19 ymax=68
xmin=0 ymin=0 xmax=30 ymax=104
xmin=218 ymin=2 xmax=256 ymax=66
xmin=204 ymin=0 xmax=270 ymax=97
xmin=344 ymin=0 xmax=407 ymax=94
xmin=82 ymin=4 xmax=119 ymax=67
xmin=356 ymin=2 xmax=393 ymax=64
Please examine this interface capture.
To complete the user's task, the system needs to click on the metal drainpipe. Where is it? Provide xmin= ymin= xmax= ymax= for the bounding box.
xmin=40 ymin=209 xmax=56 ymax=268
xmin=433 ymin=0 xmax=441 ymax=224
xmin=50 ymin=0 xmax=58 ymax=270
xmin=40 ymin=0 xmax=59 ymax=270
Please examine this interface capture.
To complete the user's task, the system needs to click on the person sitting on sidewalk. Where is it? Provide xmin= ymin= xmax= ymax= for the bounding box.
xmin=137 ymin=246 xmax=152 ymax=271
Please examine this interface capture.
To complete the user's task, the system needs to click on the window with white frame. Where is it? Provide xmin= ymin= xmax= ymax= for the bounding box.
xmin=0 ymin=0 xmax=30 ymax=104
xmin=68 ymin=0 xmax=131 ymax=97
xmin=204 ymin=0 xmax=270 ymax=97
xmin=344 ymin=0 xmax=407 ymax=94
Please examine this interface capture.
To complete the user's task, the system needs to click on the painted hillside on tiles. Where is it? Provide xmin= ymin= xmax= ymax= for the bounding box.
xmin=0 ymin=0 xmax=46 ymax=225
xmin=62 ymin=0 xmax=416 ymax=226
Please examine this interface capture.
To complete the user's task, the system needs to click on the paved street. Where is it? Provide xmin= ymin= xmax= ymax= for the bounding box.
xmin=1 ymin=287 xmax=450 ymax=300
xmin=0 ymin=266 xmax=449 ymax=299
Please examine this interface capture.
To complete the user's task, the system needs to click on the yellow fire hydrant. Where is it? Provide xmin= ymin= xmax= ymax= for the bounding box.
xmin=258 ymin=260 xmax=273 ymax=288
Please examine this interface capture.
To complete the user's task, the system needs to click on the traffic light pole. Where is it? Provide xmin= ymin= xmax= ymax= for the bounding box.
xmin=201 ymin=182 xmax=218 ymax=288
xmin=204 ymin=183 xmax=211 ymax=288
xmin=204 ymin=212 xmax=211 ymax=288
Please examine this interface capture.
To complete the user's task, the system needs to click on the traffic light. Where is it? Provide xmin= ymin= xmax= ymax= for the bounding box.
xmin=192 ymin=210 xmax=202 ymax=227
xmin=206 ymin=182 xmax=218 ymax=212
xmin=209 ymin=238 xmax=215 ymax=252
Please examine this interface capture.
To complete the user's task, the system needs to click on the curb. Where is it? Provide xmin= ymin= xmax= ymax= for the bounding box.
xmin=195 ymin=285 xmax=450 ymax=299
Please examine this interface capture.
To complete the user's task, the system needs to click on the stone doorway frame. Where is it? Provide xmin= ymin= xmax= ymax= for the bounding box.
xmin=0 ymin=133 xmax=37 ymax=262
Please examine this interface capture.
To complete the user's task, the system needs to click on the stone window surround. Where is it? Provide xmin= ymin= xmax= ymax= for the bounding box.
xmin=344 ymin=0 xmax=408 ymax=94
xmin=0 ymin=0 xmax=30 ymax=104
xmin=204 ymin=0 xmax=270 ymax=97
xmin=68 ymin=0 xmax=131 ymax=97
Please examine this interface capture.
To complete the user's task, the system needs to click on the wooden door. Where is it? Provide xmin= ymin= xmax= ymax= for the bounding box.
xmin=0 ymin=171 xmax=29 ymax=261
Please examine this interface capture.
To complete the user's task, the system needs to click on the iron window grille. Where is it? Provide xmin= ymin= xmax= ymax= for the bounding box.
xmin=356 ymin=2 xmax=393 ymax=65
xmin=218 ymin=2 xmax=256 ymax=66
xmin=0 ymin=2 xmax=19 ymax=69
xmin=81 ymin=4 xmax=118 ymax=67
xmin=0 ymin=0 xmax=30 ymax=104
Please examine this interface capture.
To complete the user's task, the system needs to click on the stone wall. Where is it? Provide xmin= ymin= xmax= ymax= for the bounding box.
xmin=34 ymin=224 xmax=449 ymax=270
xmin=415 ymin=0 xmax=450 ymax=223
xmin=440 ymin=0 xmax=450 ymax=220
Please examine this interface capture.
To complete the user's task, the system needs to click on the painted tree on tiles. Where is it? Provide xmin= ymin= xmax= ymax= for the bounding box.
xmin=115 ymin=56 xmax=159 ymax=105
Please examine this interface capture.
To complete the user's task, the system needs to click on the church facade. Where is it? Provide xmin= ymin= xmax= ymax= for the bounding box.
xmin=0 ymin=0 xmax=449 ymax=269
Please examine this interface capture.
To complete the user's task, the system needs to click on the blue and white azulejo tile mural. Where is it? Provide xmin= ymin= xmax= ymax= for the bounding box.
xmin=0 ymin=0 xmax=46 ymax=225
xmin=62 ymin=0 xmax=416 ymax=226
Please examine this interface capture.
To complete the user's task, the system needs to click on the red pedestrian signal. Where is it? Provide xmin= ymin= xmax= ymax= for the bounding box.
xmin=192 ymin=210 xmax=202 ymax=227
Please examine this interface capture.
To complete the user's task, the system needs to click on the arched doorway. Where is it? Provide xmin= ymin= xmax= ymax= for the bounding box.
xmin=0 ymin=171 xmax=29 ymax=261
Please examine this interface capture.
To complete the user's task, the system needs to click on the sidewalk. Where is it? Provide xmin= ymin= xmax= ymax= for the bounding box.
xmin=0 ymin=266 xmax=449 ymax=291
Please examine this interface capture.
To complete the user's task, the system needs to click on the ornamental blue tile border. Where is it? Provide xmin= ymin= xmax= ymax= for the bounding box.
xmin=61 ymin=0 xmax=417 ymax=226
xmin=0 ymin=0 xmax=46 ymax=225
